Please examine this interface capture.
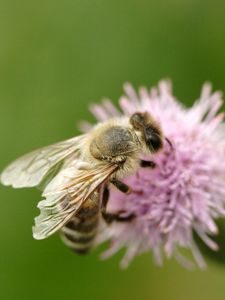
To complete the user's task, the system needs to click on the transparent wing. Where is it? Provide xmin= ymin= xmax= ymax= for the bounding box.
xmin=33 ymin=162 xmax=118 ymax=240
xmin=0 ymin=135 xmax=86 ymax=188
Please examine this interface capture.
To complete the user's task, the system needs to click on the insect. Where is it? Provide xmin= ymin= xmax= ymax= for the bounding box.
xmin=1 ymin=112 xmax=164 ymax=254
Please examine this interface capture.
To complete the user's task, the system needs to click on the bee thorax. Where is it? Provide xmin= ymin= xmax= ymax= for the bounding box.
xmin=89 ymin=126 xmax=136 ymax=163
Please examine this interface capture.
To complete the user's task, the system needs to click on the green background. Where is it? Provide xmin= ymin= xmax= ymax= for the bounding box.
xmin=0 ymin=1 xmax=225 ymax=299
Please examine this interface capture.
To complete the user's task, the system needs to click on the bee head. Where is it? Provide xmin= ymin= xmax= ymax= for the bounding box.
xmin=130 ymin=112 xmax=163 ymax=153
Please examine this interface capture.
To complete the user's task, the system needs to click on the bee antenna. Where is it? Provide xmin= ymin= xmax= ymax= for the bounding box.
xmin=165 ymin=137 xmax=173 ymax=150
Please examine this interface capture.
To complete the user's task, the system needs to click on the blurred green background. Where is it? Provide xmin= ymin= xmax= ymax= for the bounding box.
xmin=0 ymin=0 xmax=225 ymax=299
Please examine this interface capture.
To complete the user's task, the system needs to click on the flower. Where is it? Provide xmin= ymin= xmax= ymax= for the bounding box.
xmin=83 ymin=80 xmax=225 ymax=269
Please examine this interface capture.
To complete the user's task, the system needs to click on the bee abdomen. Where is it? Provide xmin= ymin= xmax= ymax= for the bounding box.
xmin=60 ymin=219 xmax=98 ymax=254
xmin=60 ymin=196 xmax=100 ymax=255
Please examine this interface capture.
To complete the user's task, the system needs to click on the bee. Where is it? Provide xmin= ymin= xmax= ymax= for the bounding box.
xmin=1 ymin=112 xmax=165 ymax=254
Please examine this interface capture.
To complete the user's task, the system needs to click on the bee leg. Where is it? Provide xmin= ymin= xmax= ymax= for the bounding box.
xmin=110 ymin=178 xmax=132 ymax=194
xmin=101 ymin=186 xmax=135 ymax=224
xmin=140 ymin=160 xmax=156 ymax=168
xmin=102 ymin=212 xmax=135 ymax=224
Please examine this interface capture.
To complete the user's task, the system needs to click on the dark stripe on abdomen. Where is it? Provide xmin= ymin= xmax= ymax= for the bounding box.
xmin=60 ymin=193 xmax=100 ymax=254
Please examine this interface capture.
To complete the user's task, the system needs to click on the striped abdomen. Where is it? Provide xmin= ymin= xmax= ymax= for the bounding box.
xmin=60 ymin=192 xmax=100 ymax=254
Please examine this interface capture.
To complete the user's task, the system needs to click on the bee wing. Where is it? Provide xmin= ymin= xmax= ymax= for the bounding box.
xmin=0 ymin=135 xmax=86 ymax=188
xmin=33 ymin=162 xmax=118 ymax=240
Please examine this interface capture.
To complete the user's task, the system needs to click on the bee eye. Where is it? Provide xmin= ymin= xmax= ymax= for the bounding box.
xmin=146 ymin=133 xmax=162 ymax=152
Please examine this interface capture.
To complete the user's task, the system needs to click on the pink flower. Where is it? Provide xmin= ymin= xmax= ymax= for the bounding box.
xmin=83 ymin=80 xmax=225 ymax=269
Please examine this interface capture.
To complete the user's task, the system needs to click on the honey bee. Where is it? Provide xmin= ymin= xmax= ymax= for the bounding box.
xmin=1 ymin=112 xmax=165 ymax=254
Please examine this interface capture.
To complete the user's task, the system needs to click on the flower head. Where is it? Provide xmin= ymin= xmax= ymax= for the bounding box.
xmin=84 ymin=80 xmax=225 ymax=268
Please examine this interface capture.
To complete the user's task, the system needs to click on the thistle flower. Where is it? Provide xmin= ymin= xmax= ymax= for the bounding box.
xmin=84 ymin=80 xmax=225 ymax=269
